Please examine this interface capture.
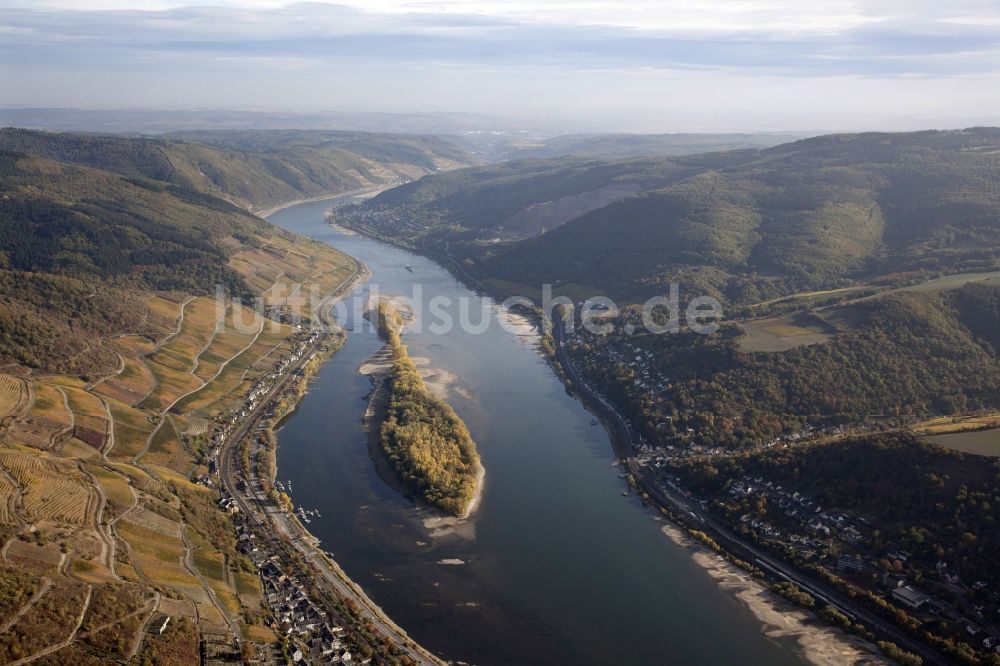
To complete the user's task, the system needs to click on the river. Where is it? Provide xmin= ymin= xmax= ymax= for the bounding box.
xmin=269 ymin=197 xmax=805 ymax=665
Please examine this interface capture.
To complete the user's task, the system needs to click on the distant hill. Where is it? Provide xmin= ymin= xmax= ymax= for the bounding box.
xmin=342 ymin=128 xmax=1000 ymax=302
xmin=0 ymin=128 xmax=474 ymax=213
xmin=496 ymin=132 xmax=802 ymax=161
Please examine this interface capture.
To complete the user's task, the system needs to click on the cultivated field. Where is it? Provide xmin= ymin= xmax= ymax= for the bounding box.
xmin=0 ymin=472 xmax=19 ymax=524
xmin=0 ymin=449 xmax=95 ymax=526
xmin=60 ymin=386 xmax=111 ymax=452
xmin=138 ymin=416 xmax=189 ymax=472
xmin=738 ymin=312 xmax=837 ymax=353
xmin=144 ymin=294 xmax=186 ymax=331
xmin=0 ymin=374 xmax=28 ymax=419
xmin=85 ymin=463 xmax=135 ymax=516
xmin=748 ymin=285 xmax=869 ymax=311
xmin=191 ymin=306 xmax=262 ymax=383
xmin=230 ymin=232 xmax=356 ymax=321
xmin=94 ymin=357 xmax=156 ymax=407
xmin=105 ymin=400 xmax=155 ymax=461
xmin=924 ymin=428 xmax=1000 ymax=458
xmin=139 ymin=360 xmax=205 ymax=413
xmin=116 ymin=519 xmax=226 ymax=628
xmin=867 ymin=269 xmax=1000 ymax=299
xmin=113 ymin=334 xmax=158 ymax=358
xmin=5 ymin=540 xmax=66 ymax=574
xmin=0 ymin=224 xmax=359 ymax=661
xmin=7 ymin=383 xmax=73 ymax=450
xmin=172 ymin=324 xmax=294 ymax=417
xmin=913 ymin=412 xmax=1000 ymax=435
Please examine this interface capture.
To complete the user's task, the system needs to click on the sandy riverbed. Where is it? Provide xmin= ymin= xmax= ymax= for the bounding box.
xmin=498 ymin=308 xmax=541 ymax=342
xmin=421 ymin=465 xmax=483 ymax=539
xmin=659 ymin=522 xmax=890 ymax=666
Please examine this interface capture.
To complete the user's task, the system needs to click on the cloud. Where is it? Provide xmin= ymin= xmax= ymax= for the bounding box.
xmin=2 ymin=1 xmax=999 ymax=75
xmin=1 ymin=1 xmax=998 ymax=128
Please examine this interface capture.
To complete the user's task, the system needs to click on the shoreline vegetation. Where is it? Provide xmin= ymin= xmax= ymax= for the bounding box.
xmin=369 ymin=300 xmax=483 ymax=518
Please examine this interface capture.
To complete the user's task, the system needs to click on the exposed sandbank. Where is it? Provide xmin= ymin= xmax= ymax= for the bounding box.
xmin=659 ymin=522 xmax=890 ymax=666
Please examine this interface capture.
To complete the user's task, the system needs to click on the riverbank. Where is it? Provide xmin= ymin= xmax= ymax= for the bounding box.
xmin=269 ymin=201 xmax=829 ymax=665
xmin=256 ymin=186 xmax=389 ymax=219
xmin=546 ymin=314 xmax=943 ymax=665
xmin=213 ymin=213 xmax=447 ymax=664
xmin=252 ymin=334 xmax=344 ymax=510
xmin=659 ymin=523 xmax=890 ymax=666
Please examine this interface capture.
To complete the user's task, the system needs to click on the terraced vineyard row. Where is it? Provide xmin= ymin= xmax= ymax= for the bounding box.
xmin=0 ymin=450 xmax=94 ymax=526
xmin=0 ymin=374 xmax=27 ymax=419
xmin=0 ymin=221 xmax=360 ymax=661
xmin=0 ymin=472 xmax=20 ymax=524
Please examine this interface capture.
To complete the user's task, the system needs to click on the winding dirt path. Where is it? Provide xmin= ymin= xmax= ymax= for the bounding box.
xmin=126 ymin=591 xmax=161 ymax=660
xmin=179 ymin=521 xmax=240 ymax=639
xmin=104 ymin=472 xmax=140 ymax=579
xmin=77 ymin=463 xmax=119 ymax=579
xmin=0 ymin=577 xmax=52 ymax=634
xmin=7 ymin=584 xmax=93 ymax=666
xmin=51 ymin=386 xmax=74 ymax=449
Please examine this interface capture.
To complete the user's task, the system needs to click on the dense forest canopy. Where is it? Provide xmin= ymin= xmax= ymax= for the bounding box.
xmin=345 ymin=127 xmax=1000 ymax=304
xmin=571 ymin=283 xmax=1000 ymax=449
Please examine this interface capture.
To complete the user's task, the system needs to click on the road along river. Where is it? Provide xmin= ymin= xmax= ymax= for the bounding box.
xmin=269 ymin=197 xmax=806 ymax=665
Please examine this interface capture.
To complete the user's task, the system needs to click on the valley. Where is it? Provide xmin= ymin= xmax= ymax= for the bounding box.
xmin=4 ymin=125 xmax=1000 ymax=665
xmin=7 ymin=3 xmax=999 ymax=665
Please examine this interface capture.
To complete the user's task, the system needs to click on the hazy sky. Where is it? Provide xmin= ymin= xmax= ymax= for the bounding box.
xmin=1 ymin=0 xmax=999 ymax=131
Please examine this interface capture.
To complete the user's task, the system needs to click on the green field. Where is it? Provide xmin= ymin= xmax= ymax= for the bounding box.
xmin=925 ymin=428 xmax=1000 ymax=458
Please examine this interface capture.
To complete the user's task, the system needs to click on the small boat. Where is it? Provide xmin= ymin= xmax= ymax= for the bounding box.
xmin=405 ymin=265 xmax=414 ymax=272
xmin=590 ymin=419 xmax=598 ymax=426
xmin=622 ymin=490 xmax=629 ymax=497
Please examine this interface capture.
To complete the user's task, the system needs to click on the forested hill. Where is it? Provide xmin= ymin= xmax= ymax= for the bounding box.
xmin=583 ymin=282 xmax=1000 ymax=450
xmin=0 ymin=128 xmax=391 ymax=373
xmin=0 ymin=128 xmax=474 ymax=212
xmin=344 ymin=127 xmax=1000 ymax=303
xmin=0 ymin=147 xmax=259 ymax=371
xmin=0 ymin=129 xmax=450 ymax=662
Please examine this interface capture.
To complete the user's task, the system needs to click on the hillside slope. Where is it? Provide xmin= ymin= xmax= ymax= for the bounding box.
xmin=569 ymin=283 xmax=1000 ymax=449
xmin=0 ymin=128 xmax=473 ymax=212
xmin=0 ymin=148 xmax=275 ymax=372
xmin=343 ymin=128 xmax=1000 ymax=303
xmin=0 ymin=131 xmax=389 ymax=663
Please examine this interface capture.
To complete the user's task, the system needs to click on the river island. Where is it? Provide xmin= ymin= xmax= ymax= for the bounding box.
xmin=368 ymin=300 xmax=484 ymax=518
